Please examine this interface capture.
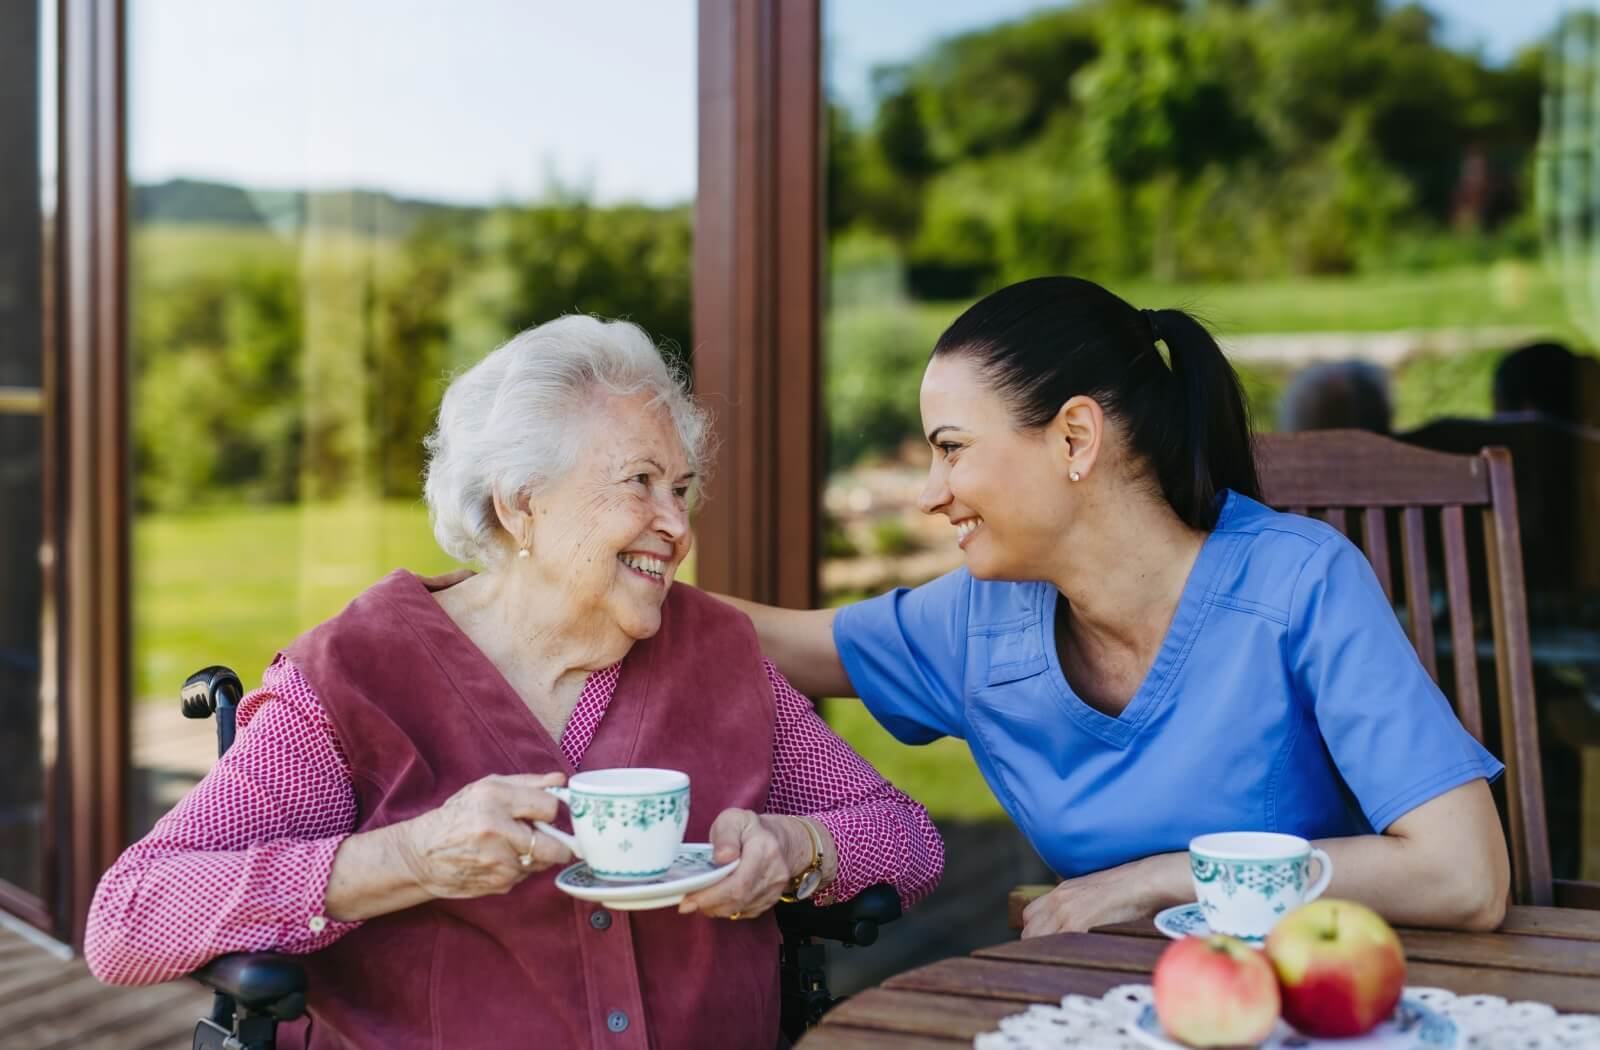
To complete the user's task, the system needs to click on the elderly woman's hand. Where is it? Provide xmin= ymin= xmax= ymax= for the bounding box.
xmin=395 ymin=773 xmax=574 ymax=899
xmin=675 ymin=810 xmax=812 ymax=920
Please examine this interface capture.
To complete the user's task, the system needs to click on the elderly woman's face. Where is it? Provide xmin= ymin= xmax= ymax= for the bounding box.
xmin=524 ymin=392 xmax=694 ymax=639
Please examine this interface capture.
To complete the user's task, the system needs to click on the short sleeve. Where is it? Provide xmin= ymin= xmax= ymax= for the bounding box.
xmin=832 ymin=568 xmax=972 ymax=744
xmin=1288 ymin=536 xmax=1504 ymax=832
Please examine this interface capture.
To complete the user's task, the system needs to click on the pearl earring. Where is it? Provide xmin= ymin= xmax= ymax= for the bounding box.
xmin=1070 ymin=471 xmax=1081 ymax=482
xmin=517 ymin=546 xmax=530 ymax=559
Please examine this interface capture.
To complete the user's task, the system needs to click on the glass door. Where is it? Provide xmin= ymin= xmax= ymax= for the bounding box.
xmin=125 ymin=0 xmax=698 ymax=835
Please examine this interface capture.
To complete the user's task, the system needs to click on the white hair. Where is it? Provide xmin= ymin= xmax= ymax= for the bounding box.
xmin=423 ymin=315 xmax=712 ymax=566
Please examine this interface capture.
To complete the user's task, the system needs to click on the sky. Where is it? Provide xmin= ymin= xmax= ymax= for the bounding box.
xmin=129 ymin=0 xmax=1594 ymax=208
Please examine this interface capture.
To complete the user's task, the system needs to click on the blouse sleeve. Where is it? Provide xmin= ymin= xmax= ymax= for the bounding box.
xmin=84 ymin=656 xmax=362 ymax=986
xmin=1287 ymin=536 xmax=1504 ymax=832
xmin=831 ymin=568 xmax=973 ymax=744
xmin=763 ymin=662 xmax=944 ymax=909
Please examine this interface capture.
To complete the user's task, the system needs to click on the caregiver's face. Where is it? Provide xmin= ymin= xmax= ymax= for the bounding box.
xmin=917 ymin=354 xmax=1072 ymax=580
xmin=529 ymin=392 xmax=694 ymax=640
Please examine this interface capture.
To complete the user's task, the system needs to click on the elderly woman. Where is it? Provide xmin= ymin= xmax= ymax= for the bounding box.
xmin=723 ymin=276 xmax=1510 ymax=939
xmin=85 ymin=316 xmax=943 ymax=1048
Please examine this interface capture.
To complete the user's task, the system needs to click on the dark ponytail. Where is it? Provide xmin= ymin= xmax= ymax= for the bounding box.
xmin=931 ymin=276 xmax=1259 ymax=530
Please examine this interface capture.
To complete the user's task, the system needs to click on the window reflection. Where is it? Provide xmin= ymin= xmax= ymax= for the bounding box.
xmin=128 ymin=0 xmax=696 ymax=834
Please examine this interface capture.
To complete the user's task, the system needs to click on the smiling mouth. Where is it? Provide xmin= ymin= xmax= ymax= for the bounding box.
xmin=955 ymin=518 xmax=983 ymax=547
xmin=618 ymin=552 xmax=669 ymax=583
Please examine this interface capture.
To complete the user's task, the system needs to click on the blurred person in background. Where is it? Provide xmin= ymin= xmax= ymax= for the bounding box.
xmin=1492 ymin=341 xmax=1579 ymax=423
xmin=1278 ymin=360 xmax=1392 ymax=434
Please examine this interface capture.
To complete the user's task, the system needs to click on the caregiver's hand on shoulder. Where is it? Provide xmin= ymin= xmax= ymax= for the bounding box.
xmin=1021 ymin=855 xmax=1178 ymax=939
xmin=676 ymin=810 xmax=805 ymax=920
xmin=418 ymin=567 xmax=474 ymax=589
xmin=395 ymin=772 xmax=573 ymax=897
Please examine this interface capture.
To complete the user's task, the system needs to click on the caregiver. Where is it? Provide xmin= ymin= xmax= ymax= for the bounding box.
xmin=721 ymin=275 xmax=1509 ymax=938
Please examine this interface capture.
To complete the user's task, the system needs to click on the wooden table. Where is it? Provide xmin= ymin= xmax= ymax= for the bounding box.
xmin=796 ymin=905 xmax=1600 ymax=1047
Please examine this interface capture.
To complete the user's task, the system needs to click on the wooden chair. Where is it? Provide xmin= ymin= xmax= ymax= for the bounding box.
xmin=1010 ymin=431 xmax=1595 ymax=929
xmin=1253 ymin=430 xmax=1577 ymax=907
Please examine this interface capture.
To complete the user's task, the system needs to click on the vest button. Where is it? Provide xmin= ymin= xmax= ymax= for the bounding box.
xmin=589 ymin=908 xmax=613 ymax=930
xmin=606 ymin=1009 xmax=629 ymax=1033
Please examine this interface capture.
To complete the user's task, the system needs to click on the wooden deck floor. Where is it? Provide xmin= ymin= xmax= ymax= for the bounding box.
xmin=0 ymin=923 xmax=210 ymax=1050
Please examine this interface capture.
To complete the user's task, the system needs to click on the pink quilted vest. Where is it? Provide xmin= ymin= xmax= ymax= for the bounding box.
xmin=279 ymin=570 xmax=781 ymax=1049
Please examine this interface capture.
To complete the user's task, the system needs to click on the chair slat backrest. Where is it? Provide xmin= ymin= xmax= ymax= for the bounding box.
xmin=1439 ymin=505 xmax=1483 ymax=742
xmin=1255 ymin=430 xmax=1553 ymax=906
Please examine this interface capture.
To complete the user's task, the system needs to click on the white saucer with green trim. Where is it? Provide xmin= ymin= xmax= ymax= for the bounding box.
xmin=554 ymin=843 xmax=739 ymax=911
xmin=1153 ymin=902 xmax=1218 ymax=941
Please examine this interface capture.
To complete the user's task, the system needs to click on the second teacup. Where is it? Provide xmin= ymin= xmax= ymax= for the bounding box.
xmin=535 ymin=768 xmax=690 ymax=881
xmin=1188 ymin=831 xmax=1332 ymax=941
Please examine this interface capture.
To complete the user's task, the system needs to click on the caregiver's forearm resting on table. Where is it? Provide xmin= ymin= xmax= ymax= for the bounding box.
xmin=1021 ymin=780 xmax=1509 ymax=938
xmin=716 ymin=596 xmax=853 ymax=699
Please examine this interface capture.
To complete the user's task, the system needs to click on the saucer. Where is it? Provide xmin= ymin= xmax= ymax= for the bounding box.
xmin=1128 ymin=995 xmax=1457 ymax=1049
xmin=554 ymin=843 xmax=739 ymax=911
xmin=1153 ymin=902 xmax=1271 ymax=944
xmin=1153 ymin=902 xmax=1220 ymax=941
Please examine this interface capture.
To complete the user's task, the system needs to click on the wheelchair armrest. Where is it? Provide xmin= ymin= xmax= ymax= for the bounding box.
xmin=774 ymin=882 xmax=902 ymax=947
xmin=192 ymin=952 xmax=308 ymax=1020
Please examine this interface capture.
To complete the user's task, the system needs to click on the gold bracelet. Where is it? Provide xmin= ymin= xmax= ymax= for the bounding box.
xmin=781 ymin=817 xmax=825 ymax=902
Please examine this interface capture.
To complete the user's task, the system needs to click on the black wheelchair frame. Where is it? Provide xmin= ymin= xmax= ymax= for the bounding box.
xmin=180 ymin=665 xmax=901 ymax=1049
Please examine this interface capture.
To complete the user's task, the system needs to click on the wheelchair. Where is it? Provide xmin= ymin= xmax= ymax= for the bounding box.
xmin=179 ymin=666 xmax=901 ymax=1049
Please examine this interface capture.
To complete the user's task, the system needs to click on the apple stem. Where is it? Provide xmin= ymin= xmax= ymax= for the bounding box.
xmin=1320 ymin=905 xmax=1340 ymax=941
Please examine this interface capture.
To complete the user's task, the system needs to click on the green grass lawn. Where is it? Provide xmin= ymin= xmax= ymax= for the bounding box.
xmin=133 ymin=500 xmax=457 ymax=701
xmin=837 ymin=261 xmax=1583 ymax=342
xmin=820 ymin=700 xmax=1005 ymax=821
xmin=1101 ymin=262 xmax=1580 ymax=337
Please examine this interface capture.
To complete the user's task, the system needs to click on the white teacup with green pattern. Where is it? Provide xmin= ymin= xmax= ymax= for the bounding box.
xmin=1188 ymin=831 xmax=1333 ymax=941
xmin=534 ymin=768 xmax=690 ymax=881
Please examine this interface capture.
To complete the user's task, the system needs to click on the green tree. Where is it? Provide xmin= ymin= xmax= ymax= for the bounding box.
xmin=1074 ymin=10 xmax=1263 ymax=277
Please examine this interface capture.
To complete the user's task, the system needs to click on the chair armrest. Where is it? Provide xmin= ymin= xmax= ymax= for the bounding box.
xmin=192 ymin=953 xmax=307 ymax=1020
xmin=775 ymin=883 xmax=902 ymax=946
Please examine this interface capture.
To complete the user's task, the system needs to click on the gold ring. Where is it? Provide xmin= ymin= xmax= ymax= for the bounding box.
xmin=519 ymin=825 xmax=536 ymax=867
xmin=728 ymin=911 xmax=744 ymax=921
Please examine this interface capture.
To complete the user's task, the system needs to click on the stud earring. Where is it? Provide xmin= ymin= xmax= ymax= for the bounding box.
xmin=1069 ymin=471 xmax=1081 ymax=482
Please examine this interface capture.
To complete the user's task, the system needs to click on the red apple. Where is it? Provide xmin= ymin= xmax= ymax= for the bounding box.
xmin=1264 ymin=899 xmax=1406 ymax=1038
xmin=1152 ymin=935 xmax=1280 ymax=1048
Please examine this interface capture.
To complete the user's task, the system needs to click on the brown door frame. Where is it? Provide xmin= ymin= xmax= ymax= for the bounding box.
xmin=57 ymin=0 xmax=129 ymax=946
xmin=693 ymin=0 xmax=823 ymax=608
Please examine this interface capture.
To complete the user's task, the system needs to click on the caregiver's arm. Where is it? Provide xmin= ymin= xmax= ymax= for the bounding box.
xmin=1021 ymin=780 xmax=1509 ymax=938
xmin=714 ymin=595 xmax=853 ymax=698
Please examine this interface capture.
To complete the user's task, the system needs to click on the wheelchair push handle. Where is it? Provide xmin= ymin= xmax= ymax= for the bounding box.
xmin=182 ymin=665 xmax=245 ymax=757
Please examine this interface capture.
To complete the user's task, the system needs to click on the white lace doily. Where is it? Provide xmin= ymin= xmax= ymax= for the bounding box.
xmin=971 ymin=984 xmax=1600 ymax=1050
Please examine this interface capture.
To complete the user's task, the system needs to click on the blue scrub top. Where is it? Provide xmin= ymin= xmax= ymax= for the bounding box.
xmin=833 ymin=492 xmax=1503 ymax=879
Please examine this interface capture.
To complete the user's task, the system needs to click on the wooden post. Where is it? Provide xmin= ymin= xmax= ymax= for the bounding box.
xmin=60 ymin=0 xmax=129 ymax=945
xmin=693 ymin=0 xmax=822 ymax=608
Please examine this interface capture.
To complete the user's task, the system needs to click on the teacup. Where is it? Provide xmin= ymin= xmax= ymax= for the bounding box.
xmin=535 ymin=768 xmax=690 ymax=881
xmin=1188 ymin=831 xmax=1333 ymax=941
